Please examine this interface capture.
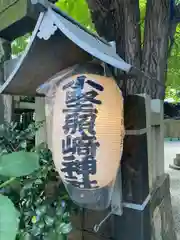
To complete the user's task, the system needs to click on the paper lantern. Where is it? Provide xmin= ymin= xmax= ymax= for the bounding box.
xmin=40 ymin=64 xmax=125 ymax=210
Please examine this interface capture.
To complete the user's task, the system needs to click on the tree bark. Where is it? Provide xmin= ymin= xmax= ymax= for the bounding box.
xmin=142 ymin=0 xmax=170 ymax=84
xmin=86 ymin=0 xmax=170 ymax=86
xmin=86 ymin=0 xmax=116 ymax=41
xmin=115 ymin=0 xmax=141 ymax=95
xmin=120 ymin=0 xmax=141 ymax=66
xmin=86 ymin=0 xmax=141 ymax=65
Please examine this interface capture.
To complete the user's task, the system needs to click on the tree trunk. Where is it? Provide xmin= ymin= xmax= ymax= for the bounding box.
xmin=142 ymin=0 xmax=170 ymax=84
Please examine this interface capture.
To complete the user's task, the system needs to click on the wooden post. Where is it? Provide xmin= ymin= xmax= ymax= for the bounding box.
xmin=146 ymin=97 xmax=165 ymax=189
xmin=70 ymin=94 xmax=176 ymax=240
xmin=0 ymin=37 xmax=12 ymax=123
xmin=150 ymin=99 xmax=165 ymax=180
xmin=35 ymin=97 xmax=47 ymax=146
xmin=3 ymin=94 xmax=13 ymax=122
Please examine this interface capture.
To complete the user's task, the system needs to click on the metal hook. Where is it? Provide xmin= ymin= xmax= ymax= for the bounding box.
xmin=93 ymin=207 xmax=117 ymax=233
xmin=101 ymin=62 xmax=107 ymax=77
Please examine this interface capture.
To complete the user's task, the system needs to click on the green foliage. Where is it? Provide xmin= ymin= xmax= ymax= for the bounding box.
xmin=56 ymin=0 xmax=94 ymax=30
xmin=11 ymin=34 xmax=31 ymax=56
xmin=59 ymin=222 xmax=73 ymax=235
xmin=17 ymin=144 xmax=73 ymax=240
xmin=0 ymin=152 xmax=39 ymax=177
xmin=0 ymin=121 xmax=43 ymax=153
xmin=0 ymin=195 xmax=19 ymax=240
xmin=165 ymin=22 xmax=180 ymax=101
xmin=139 ymin=0 xmax=147 ymax=20
xmin=165 ymin=86 xmax=180 ymax=102
xmin=0 ymin=122 xmax=73 ymax=240
xmin=167 ymin=24 xmax=180 ymax=89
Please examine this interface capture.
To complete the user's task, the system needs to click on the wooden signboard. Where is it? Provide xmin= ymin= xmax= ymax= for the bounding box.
xmin=0 ymin=0 xmax=39 ymax=41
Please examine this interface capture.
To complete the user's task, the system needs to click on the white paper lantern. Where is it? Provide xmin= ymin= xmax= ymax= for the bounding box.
xmin=50 ymin=71 xmax=125 ymax=210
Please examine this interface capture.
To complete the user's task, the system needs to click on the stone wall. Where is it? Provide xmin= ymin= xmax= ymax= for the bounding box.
xmin=164 ymin=120 xmax=180 ymax=138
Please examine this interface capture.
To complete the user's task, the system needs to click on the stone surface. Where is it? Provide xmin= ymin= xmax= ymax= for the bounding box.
xmin=165 ymin=141 xmax=180 ymax=240
xmin=150 ymin=174 xmax=176 ymax=240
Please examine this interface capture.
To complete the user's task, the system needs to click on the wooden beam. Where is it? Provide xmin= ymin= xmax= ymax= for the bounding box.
xmin=0 ymin=37 xmax=12 ymax=123
xmin=150 ymin=99 xmax=164 ymax=181
xmin=14 ymin=101 xmax=35 ymax=110
xmin=3 ymin=94 xmax=13 ymax=123
xmin=0 ymin=0 xmax=39 ymax=41
xmin=35 ymin=97 xmax=47 ymax=146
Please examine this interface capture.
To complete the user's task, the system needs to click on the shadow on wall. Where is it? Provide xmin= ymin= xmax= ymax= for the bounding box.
xmin=164 ymin=102 xmax=180 ymax=119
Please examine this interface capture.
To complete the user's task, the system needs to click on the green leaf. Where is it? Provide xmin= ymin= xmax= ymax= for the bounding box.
xmin=60 ymin=222 xmax=72 ymax=235
xmin=56 ymin=0 xmax=95 ymax=31
xmin=0 ymin=195 xmax=19 ymax=240
xmin=0 ymin=151 xmax=40 ymax=177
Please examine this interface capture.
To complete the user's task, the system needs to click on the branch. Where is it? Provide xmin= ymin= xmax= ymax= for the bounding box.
xmin=0 ymin=177 xmax=16 ymax=189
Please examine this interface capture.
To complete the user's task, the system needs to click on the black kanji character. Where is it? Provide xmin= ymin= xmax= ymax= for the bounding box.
xmin=74 ymin=135 xmax=100 ymax=156
xmin=80 ymin=176 xmax=98 ymax=189
xmin=61 ymin=156 xmax=97 ymax=179
xmin=66 ymin=90 xmax=77 ymax=104
xmin=63 ymin=155 xmax=75 ymax=161
xmin=81 ymin=131 xmax=98 ymax=141
xmin=75 ymin=75 xmax=86 ymax=90
xmin=65 ymin=177 xmax=98 ymax=189
xmin=80 ymin=155 xmax=97 ymax=175
xmin=62 ymin=107 xmax=98 ymax=114
xmin=86 ymin=79 xmax=104 ymax=91
xmin=81 ymin=90 xmax=102 ymax=105
xmin=63 ymin=112 xmax=98 ymax=135
xmin=62 ymin=80 xmax=74 ymax=90
xmin=78 ymin=113 xmax=96 ymax=135
xmin=63 ymin=113 xmax=78 ymax=134
xmin=65 ymin=89 xmax=101 ymax=107
xmin=63 ymin=75 xmax=86 ymax=91
xmin=61 ymin=160 xmax=80 ymax=178
xmin=62 ymin=135 xmax=76 ymax=154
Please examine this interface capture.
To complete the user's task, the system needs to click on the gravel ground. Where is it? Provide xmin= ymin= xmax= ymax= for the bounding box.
xmin=164 ymin=141 xmax=180 ymax=240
